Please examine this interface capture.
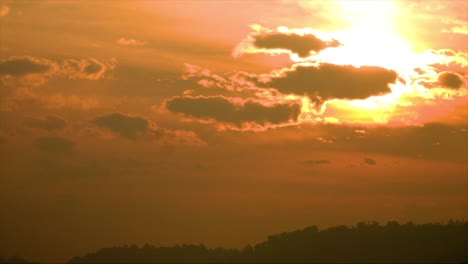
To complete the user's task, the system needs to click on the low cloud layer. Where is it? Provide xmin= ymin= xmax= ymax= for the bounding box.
xmin=166 ymin=96 xmax=301 ymax=129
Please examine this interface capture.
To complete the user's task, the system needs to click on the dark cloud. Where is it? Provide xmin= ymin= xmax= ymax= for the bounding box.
xmin=24 ymin=115 xmax=66 ymax=131
xmin=37 ymin=136 xmax=74 ymax=153
xmin=438 ymin=72 xmax=464 ymax=89
xmin=254 ymin=32 xmax=341 ymax=57
xmin=0 ymin=56 xmax=57 ymax=76
xmin=262 ymin=63 xmax=397 ymax=104
xmin=90 ymin=113 xmax=149 ymax=140
xmin=364 ymin=158 xmax=377 ymax=165
xmin=304 ymin=159 xmax=330 ymax=165
xmin=166 ymin=96 xmax=301 ymax=128
xmin=90 ymin=112 xmax=205 ymax=145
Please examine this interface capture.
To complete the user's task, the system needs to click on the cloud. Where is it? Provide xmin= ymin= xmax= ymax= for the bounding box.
xmin=364 ymin=158 xmax=376 ymax=165
xmin=437 ymin=72 xmax=465 ymax=89
xmin=165 ymin=96 xmax=301 ymax=130
xmin=90 ymin=112 xmax=205 ymax=145
xmin=253 ymin=32 xmax=341 ymax=58
xmin=442 ymin=18 xmax=468 ymax=35
xmin=0 ymin=57 xmax=116 ymax=90
xmin=0 ymin=56 xmax=58 ymax=77
xmin=261 ymin=63 xmax=397 ymax=104
xmin=24 ymin=115 xmax=67 ymax=131
xmin=116 ymin=37 xmax=146 ymax=46
xmin=61 ymin=58 xmax=116 ymax=80
xmin=304 ymin=159 xmax=330 ymax=165
xmin=90 ymin=113 xmax=150 ymax=140
xmin=233 ymin=25 xmax=340 ymax=60
xmin=0 ymin=5 xmax=9 ymax=17
xmin=37 ymin=136 xmax=74 ymax=153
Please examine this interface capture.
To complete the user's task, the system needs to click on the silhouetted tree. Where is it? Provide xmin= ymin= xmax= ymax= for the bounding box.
xmin=69 ymin=221 xmax=468 ymax=263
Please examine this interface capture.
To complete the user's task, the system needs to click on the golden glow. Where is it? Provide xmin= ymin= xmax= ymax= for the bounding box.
xmin=289 ymin=1 xmax=467 ymax=126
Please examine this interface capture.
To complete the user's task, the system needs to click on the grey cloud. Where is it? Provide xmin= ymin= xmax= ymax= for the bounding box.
xmin=24 ymin=115 xmax=66 ymax=131
xmin=166 ymin=96 xmax=301 ymax=127
xmin=91 ymin=113 xmax=149 ymax=140
xmin=0 ymin=56 xmax=58 ymax=77
xmin=438 ymin=72 xmax=464 ymax=89
xmin=262 ymin=63 xmax=397 ymax=104
xmin=38 ymin=136 xmax=74 ymax=153
xmin=254 ymin=32 xmax=341 ymax=57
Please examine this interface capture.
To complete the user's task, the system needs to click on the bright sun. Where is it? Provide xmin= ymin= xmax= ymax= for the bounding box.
xmin=295 ymin=1 xmax=452 ymax=125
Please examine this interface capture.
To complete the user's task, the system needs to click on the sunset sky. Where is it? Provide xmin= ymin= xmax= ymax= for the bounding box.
xmin=0 ymin=0 xmax=467 ymax=262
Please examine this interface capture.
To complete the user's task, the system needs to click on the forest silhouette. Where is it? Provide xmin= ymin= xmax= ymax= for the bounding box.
xmin=2 ymin=221 xmax=467 ymax=263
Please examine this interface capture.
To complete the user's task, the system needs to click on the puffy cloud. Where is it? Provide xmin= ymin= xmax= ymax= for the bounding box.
xmin=253 ymin=32 xmax=341 ymax=58
xmin=261 ymin=63 xmax=397 ymax=104
xmin=116 ymin=37 xmax=146 ymax=46
xmin=364 ymin=158 xmax=376 ymax=165
xmin=61 ymin=58 xmax=116 ymax=80
xmin=24 ymin=115 xmax=67 ymax=131
xmin=233 ymin=25 xmax=340 ymax=60
xmin=90 ymin=113 xmax=150 ymax=140
xmin=437 ymin=72 xmax=465 ymax=89
xmin=165 ymin=96 xmax=301 ymax=130
xmin=90 ymin=112 xmax=205 ymax=145
xmin=0 ymin=56 xmax=58 ymax=77
xmin=0 ymin=5 xmax=9 ymax=17
xmin=37 ymin=136 xmax=74 ymax=153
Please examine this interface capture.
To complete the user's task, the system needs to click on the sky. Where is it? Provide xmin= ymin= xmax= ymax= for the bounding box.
xmin=0 ymin=0 xmax=467 ymax=262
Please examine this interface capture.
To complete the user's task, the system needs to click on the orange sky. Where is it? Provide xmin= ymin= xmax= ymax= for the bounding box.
xmin=0 ymin=0 xmax=467 ymax=262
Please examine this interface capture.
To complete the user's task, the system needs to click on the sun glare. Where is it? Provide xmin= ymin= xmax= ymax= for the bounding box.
xmin=293 ymin=1 xmax=462 ymax=126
